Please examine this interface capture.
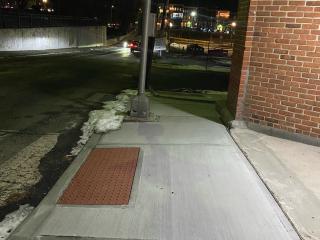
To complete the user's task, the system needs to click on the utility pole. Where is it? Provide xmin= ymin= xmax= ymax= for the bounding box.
xmin=160 ymin=0 xmax=169 ymax=33
xmin=106 ymin=0 xmax=109 ymax=23
xmin=145 ymin=0 xmax=157 ymax=90
xmin=110 ymin=2 xmax=114 ymax=24
xmin=130 ymin=0 xmax=156 ymax=119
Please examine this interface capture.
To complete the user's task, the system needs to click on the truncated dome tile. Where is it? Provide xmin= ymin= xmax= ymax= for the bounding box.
xmin=58 ymin=148 xmax=140 ymax=205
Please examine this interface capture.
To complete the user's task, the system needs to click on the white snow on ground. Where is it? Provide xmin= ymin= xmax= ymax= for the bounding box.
xmin=71 ymin=89 xmax=137 ymax=156
xmin=0 ymin=135 xmax=58 ymax=207
xmin=95 ymin=112 xmax=124 ymax=133
xmin=0 ymin=205 xmax=34 ymax=240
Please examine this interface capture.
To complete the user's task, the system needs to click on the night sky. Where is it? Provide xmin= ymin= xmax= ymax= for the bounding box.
xmin=170 ymin=0 xmax=239 ymax=12
xmin=51 ymin=0 xmax=239 ymax=17
xmin=49 ymin=0 xmax=238 ymax=32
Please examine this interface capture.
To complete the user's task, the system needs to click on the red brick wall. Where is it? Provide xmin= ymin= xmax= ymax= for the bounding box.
xmin=227 ymin=0 xmax=252 ymax=118
xmin=228 ymin=0 xmax=320 ymax=139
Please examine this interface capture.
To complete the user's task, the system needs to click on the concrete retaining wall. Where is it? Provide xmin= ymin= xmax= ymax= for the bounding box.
xmin=0 ymin=26 xmax=107 ymax=51
xmin=106 ymin=31 xmax=137 ymax=47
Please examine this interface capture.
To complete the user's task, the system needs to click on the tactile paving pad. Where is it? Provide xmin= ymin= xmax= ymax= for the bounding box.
xmin=58 ymin=148 xmax=140 ymax=205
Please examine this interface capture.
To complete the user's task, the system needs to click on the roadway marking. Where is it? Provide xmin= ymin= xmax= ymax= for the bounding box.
xmin=0 ymin=134 xmax=58 ymax=207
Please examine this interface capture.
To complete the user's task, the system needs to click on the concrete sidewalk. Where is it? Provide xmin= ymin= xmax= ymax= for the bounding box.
xmin=231 ymin=127 xmax=320 ymax=240
xmin=9 ymin=97 xmax=299 ymax=240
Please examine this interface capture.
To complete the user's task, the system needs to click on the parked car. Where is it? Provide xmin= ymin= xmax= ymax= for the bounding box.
xmin=208 ymin=48 xmax=229 ymax=57
xmin=129 ymin=40 xmax=141 ymax=53
xmin=186 ymin=44 xmax=205 ymax=55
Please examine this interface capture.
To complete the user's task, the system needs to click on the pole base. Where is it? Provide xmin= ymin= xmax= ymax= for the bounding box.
xmin=130 ymin=94 xmax=150 ymax=119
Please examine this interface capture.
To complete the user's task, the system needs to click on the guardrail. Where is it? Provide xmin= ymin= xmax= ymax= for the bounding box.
xmin=169 ymin=37 xmax=234 ymax=56
xmin=170 ymin=37 xmax=233 ymax=49
xmin=0 ymin=10 xmax=105 ymax=28
xmin=169 ymin=29 xmax=234 ymax=41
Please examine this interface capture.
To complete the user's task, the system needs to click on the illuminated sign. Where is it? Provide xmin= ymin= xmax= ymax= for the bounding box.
xmin=172 ymin=13 xmax=183 ymax=19
xmin=217 ymin=11 xmax=230 ymax=19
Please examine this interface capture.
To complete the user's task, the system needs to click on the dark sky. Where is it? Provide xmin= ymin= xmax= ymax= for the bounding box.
xmin=50 ymin=0 xmax=238 ymax=30
xmin=51 ymin=0 xmax=238 ymax=18
xmin=170 ymin=0 xmax=239 ymax=12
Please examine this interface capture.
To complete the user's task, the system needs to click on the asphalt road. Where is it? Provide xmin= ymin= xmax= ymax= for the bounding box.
xmin=0 ymin=46 xmax=230 ymax=220
xmin=0 ymin=47 xmax=138 ymax=163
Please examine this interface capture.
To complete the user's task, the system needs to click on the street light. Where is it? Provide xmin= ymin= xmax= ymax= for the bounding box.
xmin=110 ymin=5 xmax=115 ymax=23
xmin=231 ymin=21 xmax=237 ymax=28
xmin=130 ymin=0 xmax=154 ymax=119
xmin=190 ymin=11 xmax=197 ymax=28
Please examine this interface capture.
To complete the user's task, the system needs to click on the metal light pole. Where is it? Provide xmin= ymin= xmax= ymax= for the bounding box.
xmin=138 ymin=0 xmax=151 ymax=95
xmin=161 ymin=0 xmax=169 ymax=33
xmin=110 ymin=4 xmax=114 ymax=23
xmin=145 ymin=1 xmax=157 ymax=90
xmin=130 ymin=0 xmax=154 ymax=119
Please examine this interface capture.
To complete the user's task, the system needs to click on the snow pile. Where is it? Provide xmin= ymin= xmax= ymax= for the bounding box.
xmin=70 ymin=89 xmax=137 ymax=156
xmin=95 ymin=111 xmax=124 ymax=133
xmin=0 ymin=205 xmax=34 ymax=240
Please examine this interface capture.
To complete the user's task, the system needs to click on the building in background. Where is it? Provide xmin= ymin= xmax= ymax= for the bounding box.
xmin=216 ymin=10 xmax=233 ymax=32
xmin=0 ymin=0 xmax=53 ymax=12
xmin=157 ymin=3 xmax=235 ymax=32
xmin=157 ymin=3 xmax=215 ymax=30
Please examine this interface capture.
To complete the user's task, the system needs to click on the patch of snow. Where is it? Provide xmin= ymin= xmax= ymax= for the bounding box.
xmin=0 ymin=205 xmax=34 ymax=240
xmin=95 ymin=111 xmax=124 ymax=133
xmin=0 ymin=135 xmax=58 ymax=207
xmin=200 ymin=90 xmax=227 ymax=95
xmin=165 ymin=88 xmax=227 ymax=96
xmin=70 ymin=89 xmax=137 ymax=156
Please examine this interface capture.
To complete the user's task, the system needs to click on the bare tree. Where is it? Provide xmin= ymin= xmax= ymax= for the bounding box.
xmin=17 ymin=0 xmax=30 ymax=9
